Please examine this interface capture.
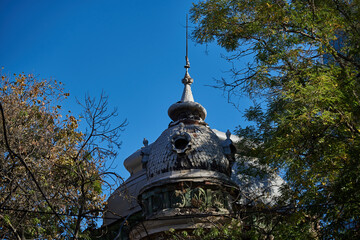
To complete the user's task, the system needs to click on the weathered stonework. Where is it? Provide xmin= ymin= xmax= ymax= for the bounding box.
xmin=140 ymin=182 xmax=235 ymax=217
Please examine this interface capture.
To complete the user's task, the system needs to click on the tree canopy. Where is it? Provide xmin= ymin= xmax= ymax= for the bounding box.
xmin=0 ymin=73 xmax=126 ymax=239
xmin=190 ymin=0 xmax=360 ymax=238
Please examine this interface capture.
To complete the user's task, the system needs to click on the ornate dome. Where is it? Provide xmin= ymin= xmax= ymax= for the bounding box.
xmin=103 ymin=23 xmax=285 ymax=240
xmin=145 ymin=122 xmax=231 ymax=178
xmin=106 ymin=33 xmax=240 ymax=238
xmin=139 ymin=58 xmax=236 ymax=182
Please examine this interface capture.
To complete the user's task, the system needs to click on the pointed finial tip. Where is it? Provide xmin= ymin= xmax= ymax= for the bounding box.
xmin=184 ymin=14 xmax=190 ymax=70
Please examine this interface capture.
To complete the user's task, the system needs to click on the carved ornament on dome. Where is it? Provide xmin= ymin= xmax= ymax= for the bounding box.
xmin=171 ymin=123 xmax=192 ymax=154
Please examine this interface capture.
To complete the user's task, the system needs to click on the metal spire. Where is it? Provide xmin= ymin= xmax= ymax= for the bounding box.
xmin=185 ymin=14 xmax=190 ymax=69
xmin=181 ymin=14 xmax=194 ymax=102
xmin=168 ymin=15 xmax=207 ymax=122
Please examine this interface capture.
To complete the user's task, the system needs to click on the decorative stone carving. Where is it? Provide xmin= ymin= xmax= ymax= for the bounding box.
xmin=170 ymin=190 xmax=186 ymax=208
xmin=190 ymin=187 xmax=206 ymax=208
xmin=212 ymin=192 xmax=225 ymax=209
xmin=141 ymin=138 xmax=151 ymax=169
xmin=140 ymin=184 xmax=232 ymax=217
xmin=171 ymin=123 xmax=192 ymax=154
xmin=221 ymin=130 xmax=236 ymax=168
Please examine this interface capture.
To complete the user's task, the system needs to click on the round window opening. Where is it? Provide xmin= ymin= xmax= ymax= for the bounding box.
xmin=171 ymin=132 xmax=191 ymax=154
xmin=174 ymin=138 xmax=189 ymax=150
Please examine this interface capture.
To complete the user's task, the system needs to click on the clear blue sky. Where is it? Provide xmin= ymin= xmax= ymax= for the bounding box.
xmin=0 ymin=0 xmax=251 ymax=179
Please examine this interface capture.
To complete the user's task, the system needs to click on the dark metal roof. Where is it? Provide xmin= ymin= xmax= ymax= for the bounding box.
xmin=145 ymin=123 xmax=231 ymax=178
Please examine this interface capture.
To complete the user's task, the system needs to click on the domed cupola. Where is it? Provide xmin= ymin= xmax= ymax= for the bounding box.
xmin=118 ymin=19 xmax=239 ymax=239
xmin=103 ymin=19 xmax=285 ymax=240
xmin=145 ymin=122 xmax=232 ymax=178
xmin=133 ymin=39 xmax=238 ymax=239
xmin=140 ymin=56 xmax=236 ymax=180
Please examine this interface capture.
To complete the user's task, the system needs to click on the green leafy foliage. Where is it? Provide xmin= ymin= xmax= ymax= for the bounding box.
xmin=0 ymin=73 xmax=126 ymax=239
xmin=191 ymin=0 xmax=360 ymax=239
